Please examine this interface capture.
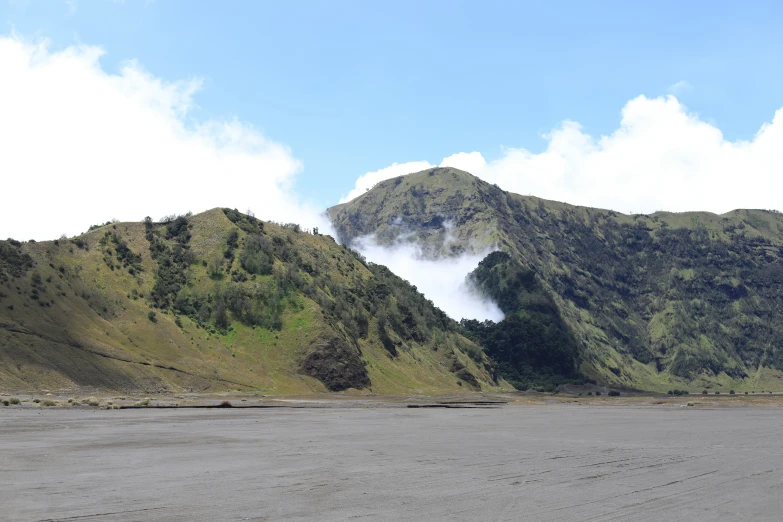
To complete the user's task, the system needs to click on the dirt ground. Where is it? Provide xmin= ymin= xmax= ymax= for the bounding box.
xmin=2 ymin=394 xmax=783 ymax=521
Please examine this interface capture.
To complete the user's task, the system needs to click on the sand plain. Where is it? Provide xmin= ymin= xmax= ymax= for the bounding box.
xmin=2 ymin=396 xmax=783 ymax=521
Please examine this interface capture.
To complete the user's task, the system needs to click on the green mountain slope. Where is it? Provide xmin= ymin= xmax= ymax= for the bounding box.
xmin=0 ymin=208 xmax=505 ymax=394
xmin=328 ymin=167 xmax=783 ymax=392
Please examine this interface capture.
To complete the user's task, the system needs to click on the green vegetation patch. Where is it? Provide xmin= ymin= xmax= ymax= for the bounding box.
xmin=461 ymin=251 xmax=585 ymax=391
xmin=99 ymin=230 xmax=143 ymax=275
xmin=145 ymin=215 xmax=194 ymax=308
xmin=0 ymin=239 xmax=34 ymax=283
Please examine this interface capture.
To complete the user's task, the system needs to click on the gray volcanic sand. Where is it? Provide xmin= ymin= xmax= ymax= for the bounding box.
xmin=2 ymin=405 xmax=782 ymax=521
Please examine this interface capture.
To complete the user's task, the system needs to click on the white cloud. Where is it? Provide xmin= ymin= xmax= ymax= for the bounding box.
xmin=352 ymin=234 xmax=503 ymax=322
xmin=344 ymin=95 xmax=783 ymax=320
xmin=439 ymin=151 xmax=486 ymax=173
xmin=0 ymin=34 xmax=330 ymax=240
xmin=419 ymin=95 xmax=783 ymax=215
xmin=667 ymin=80 xmax=692 ymax=95
xmin=338 ymin=161 xmax=434 ymax=203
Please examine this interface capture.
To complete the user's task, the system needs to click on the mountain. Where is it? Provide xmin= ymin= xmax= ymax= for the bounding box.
xmin=328 ymin=167 xmax=783 ymax=392
xmin=0 ymin=208 xmax=504 ymax=394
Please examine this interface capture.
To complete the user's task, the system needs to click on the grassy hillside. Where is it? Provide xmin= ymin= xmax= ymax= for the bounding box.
xmin=328 ymin=167 xmax=783 ymax=392
xmin=0 ymin=208 xmax=507 ymax=394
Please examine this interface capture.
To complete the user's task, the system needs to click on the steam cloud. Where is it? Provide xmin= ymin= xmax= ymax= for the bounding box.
xmin=351 ymin=234 xmax=504 ymax=323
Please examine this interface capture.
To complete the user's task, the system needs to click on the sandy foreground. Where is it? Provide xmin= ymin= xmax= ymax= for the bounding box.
xmin=2 ymin=394 xmax=783 ymax=521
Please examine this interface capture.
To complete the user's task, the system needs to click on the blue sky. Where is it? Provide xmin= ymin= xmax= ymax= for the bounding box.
xmin=4 ymin=0 xmax=783 ymax=210
xmin=3 ymin=0 xmax=783 ymax=244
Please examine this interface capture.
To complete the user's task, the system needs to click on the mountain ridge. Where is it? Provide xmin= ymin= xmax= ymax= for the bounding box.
xmin=328 ymin=167 xmax=783 ymax=392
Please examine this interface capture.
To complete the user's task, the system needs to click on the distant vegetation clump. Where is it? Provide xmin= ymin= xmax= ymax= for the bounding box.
xmin=145 ymin=215 xmax=194 ymax=309
xmin=239 ymin=234 xmax=274 ymax=276
xmin=88 ymin=220 xmax=117 ymax=232
xmin=223 ymin=208 xmax=264 ymax=235
xmin=461 ymin=251 xmax=585 ymax=391
xmin=0 ymin=239 xmax=34 ymax=284
xmin=99 ymin=230 xmax=143 ymax=275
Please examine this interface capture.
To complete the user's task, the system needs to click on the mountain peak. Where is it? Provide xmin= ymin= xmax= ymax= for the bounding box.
xmin=328 ymin=167 xmax=508 ymax=253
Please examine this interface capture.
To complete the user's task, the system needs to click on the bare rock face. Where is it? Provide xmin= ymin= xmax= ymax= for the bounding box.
xmin=300 ymin=337 xmax=371 ymax=391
